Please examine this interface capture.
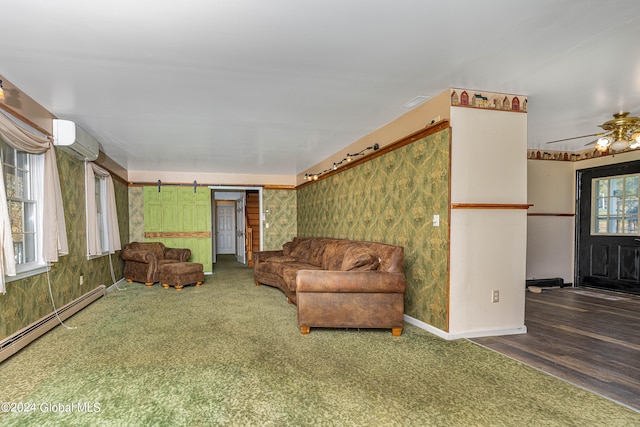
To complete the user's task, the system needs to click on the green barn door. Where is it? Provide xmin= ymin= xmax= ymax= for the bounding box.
xmin=143 ymin=186 xmax=212 ymax=273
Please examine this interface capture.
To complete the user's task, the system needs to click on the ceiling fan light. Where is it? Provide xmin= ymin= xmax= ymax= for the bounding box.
xmin=632 ymin=132 xmax=640 ymax=143
xmin=611 ymin=139 xmax=630 ymax=151
xmin=596 ymin=136 xmax=612 ymax=148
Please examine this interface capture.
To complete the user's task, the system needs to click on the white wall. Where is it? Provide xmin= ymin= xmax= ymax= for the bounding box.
xmin=525 ymin=150 xmax=640 ymax=285
xmin=526 ymin=160 xmax=575 ymax=283
xmin=449 ymin=107 xmax=528 ymax=337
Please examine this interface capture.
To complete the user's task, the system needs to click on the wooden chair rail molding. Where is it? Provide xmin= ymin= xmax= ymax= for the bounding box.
xmin=144 ymin=232 xmax=211 ymax=239
xmin=297 ymin=120 xmax=450 ymax=189
xmin=527 ymin=213 xmax=575 ymax=217
xmin=451 ymin=203 xmax=533 ymax=210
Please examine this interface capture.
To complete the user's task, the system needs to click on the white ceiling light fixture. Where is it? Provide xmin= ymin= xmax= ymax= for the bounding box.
xmin=595 ymin=136 xmax=613 ymax=151
xmin=548 ymin=111 xmax=640 ymax=153
xmin=598 ymin=112 xmax=640 ymax=152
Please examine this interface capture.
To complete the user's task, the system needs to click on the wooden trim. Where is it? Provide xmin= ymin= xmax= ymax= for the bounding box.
xmin=446 ymin=128 xmax=452 ymax=333
xmin=452 ymin=104 xmax=527 ymax=114
xmin=144 ymin=231 xmax=211 ymax=239
xmin=263 ymin=185 xmax=295 ymax=190
xmin=130 ymin=181 xmax=222 ymax=187
xmin=527 ymin=213 xmax=575 ymax=217
xmin=129 ymin=181 xmax=295 ymax=189
xmin=451 ymin=203 xmax=533 ymax=210
xmin=0 ymin=102 xmax=53 ymax=137
xmin=297 ymin=120 xmax=450 ymax=189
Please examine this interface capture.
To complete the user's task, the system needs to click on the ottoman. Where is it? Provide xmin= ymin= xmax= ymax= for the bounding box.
xmin=157 ymin=262 xmax=204 ymax=290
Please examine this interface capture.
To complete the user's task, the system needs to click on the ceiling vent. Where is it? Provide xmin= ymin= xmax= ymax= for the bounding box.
xmin=52 ymin=119 xmax=100 ymax=161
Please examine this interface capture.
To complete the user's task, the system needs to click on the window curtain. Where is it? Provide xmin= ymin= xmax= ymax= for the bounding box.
xmin=86 ymin=162 xmax=121 ymax=256
xmin=0 ymin=161 xmax=15 ymax=294
xmin=0 ymin=111 xmax=69 ymax=294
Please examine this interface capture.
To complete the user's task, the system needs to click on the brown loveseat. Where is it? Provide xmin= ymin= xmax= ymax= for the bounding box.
xmin=254 ymin=237 xmax=406 ymax=336
xmin=121 ymin=242 xmax=191 ymax=286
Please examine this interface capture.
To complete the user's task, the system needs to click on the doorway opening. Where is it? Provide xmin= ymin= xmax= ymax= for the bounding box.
xmin=210 ymin=186 xmax=263 ymax=269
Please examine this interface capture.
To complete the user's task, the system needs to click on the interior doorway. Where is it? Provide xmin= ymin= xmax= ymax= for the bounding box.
xmin=211 ymin=186 xmax=263 ymax=268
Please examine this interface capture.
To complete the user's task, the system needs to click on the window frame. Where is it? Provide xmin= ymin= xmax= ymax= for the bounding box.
xmin=591 ymin=173 xmax=640 ymax=236
xmin=88 ymin=173 xmax=109 ymax=258
xmin=1 ymin=140 xmax=48 ymax=281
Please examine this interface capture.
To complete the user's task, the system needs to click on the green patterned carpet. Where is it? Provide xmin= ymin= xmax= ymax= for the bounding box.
xmin=1 ymin=256 xmax=638 ymax=426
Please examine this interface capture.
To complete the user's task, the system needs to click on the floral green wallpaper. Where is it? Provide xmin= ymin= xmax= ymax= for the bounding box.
xmin=0 ymin=149 xmax=129 ymax=340
xmin=297 ymin=129 xmax=450 ymax=330
xmin=128 ymin=186 xmax=144 ymax=242
xmin=263 ymin=189 xmax=297 ymax=251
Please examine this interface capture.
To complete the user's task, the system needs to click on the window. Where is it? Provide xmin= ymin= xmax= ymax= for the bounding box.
xmin=86 ymin=163 xmax=120 ymax=258
xmin=1 ymin=139 xmax=45 ymax=272
xmin=93 ymin=175 xmax=108 ymax=255
xmin=593 ymin=174 xmax=639 ymax=235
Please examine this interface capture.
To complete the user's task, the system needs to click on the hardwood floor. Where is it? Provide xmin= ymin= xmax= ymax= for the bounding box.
xmin=471 ymin=286 xmax=640 ymax=412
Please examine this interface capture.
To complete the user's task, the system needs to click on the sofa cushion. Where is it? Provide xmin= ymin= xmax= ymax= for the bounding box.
xmin=290 ymin=238 xmax=312 ymax=263
xmin=267 ymin=255 xmax=297 ymax=263
xmin=130 ymin=242 xmax=165 ymax=260
xmin=308 ymin=238 xmax=329 ymax=267
xmin=340 ymin=244 xmax=380 ymax=271
xmin=281 ymin=263 xmax=322 ymax=293
xmin=321 ymin=240 xmax=353 ymax=271
xmin=282 ymin=241 xmax=295 ymax=257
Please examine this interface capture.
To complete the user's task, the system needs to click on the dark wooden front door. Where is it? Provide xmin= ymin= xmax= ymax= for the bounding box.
xmin=577 ymin=160 xmax=640 ymax=294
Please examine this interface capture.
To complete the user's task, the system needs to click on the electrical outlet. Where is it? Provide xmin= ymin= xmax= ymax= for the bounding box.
xmin=492 ymin=289 xmax=499 ymax=303
xmin=433 ymin=214 xmax=440 ymax=227
xmin=79 ymin=275 xmax=84 ymax=286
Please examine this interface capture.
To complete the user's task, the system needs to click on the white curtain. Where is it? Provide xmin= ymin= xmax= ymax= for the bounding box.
xmin=86 ymin=162 xmax=121 ymax=256
xmin=0 ymin=161 xmax=16 ymax=294
xmin=0 ymin=112 xmax=69 ymax=294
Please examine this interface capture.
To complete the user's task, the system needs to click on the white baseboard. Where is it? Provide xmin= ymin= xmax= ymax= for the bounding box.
xmin=404 ymin=314 xmax=527 ymax=340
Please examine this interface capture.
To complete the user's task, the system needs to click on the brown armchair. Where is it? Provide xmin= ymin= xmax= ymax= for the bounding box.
xmin=121 ymin=242 xmax=191 ymax=286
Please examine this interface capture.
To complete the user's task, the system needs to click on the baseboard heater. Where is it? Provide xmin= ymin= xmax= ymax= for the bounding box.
xmin=0 ymin=285 xmax=106 ymax=363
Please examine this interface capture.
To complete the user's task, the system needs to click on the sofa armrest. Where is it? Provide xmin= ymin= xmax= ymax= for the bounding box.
xmin=121 ymin=248 xmax=157 ymax=264
xmin=296 ymin=270 xmax=406 ymax=293
xmin=164 ymin=247 xmax=191 ymax=262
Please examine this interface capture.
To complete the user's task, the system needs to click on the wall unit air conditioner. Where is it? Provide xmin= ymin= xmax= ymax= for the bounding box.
xmin=52 ymin=119 xmax=100 ymax=161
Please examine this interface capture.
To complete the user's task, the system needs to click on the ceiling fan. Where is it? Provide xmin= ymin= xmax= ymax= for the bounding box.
xmin=546 ymin=112 xmax=640 ymax=152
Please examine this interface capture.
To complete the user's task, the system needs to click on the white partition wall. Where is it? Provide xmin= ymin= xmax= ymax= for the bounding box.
xmin=448 ymin=106 xmax=528 ymax=337
xmin=526 ymin=160 xmax=575 ymax=283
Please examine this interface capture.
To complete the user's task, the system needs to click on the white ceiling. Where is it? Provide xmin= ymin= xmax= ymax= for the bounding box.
xmin=1 ymin=0 xmax=640 ymax=177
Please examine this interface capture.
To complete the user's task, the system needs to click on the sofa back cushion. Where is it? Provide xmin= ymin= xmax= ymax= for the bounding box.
xmin=367 ymin=243 xmax=404 ymax=273
xmin=282 ymin=241 xmax=296 ymax=257
xmin=308 ymin=238 xmax=329 ymax=266
xmin=321 ymin=240 xmax=353 ymax=270
xmin=340 ymin=244 xmax=380 ymax=271
xmin=289 ymin=238 xmax=312 ymax=263
xmin=129 ymin=242 xmax=166 ymax=260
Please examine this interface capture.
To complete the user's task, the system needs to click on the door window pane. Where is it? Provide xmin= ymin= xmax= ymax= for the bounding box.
xmin=593 ymin=174 xmax=640 ymax=235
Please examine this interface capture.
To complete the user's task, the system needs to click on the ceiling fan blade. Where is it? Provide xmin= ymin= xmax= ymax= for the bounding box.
xmin=584 ymin=132 xmax=613 ymax=147
xmin=545 ymin=132 xmax=604 ymax=144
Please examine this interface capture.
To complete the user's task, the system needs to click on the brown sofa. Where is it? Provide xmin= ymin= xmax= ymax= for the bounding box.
xmin=254 ymin=237 xmax=406 ymax=336
xmin=121 ymin=242 xmax=191 ymax=286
